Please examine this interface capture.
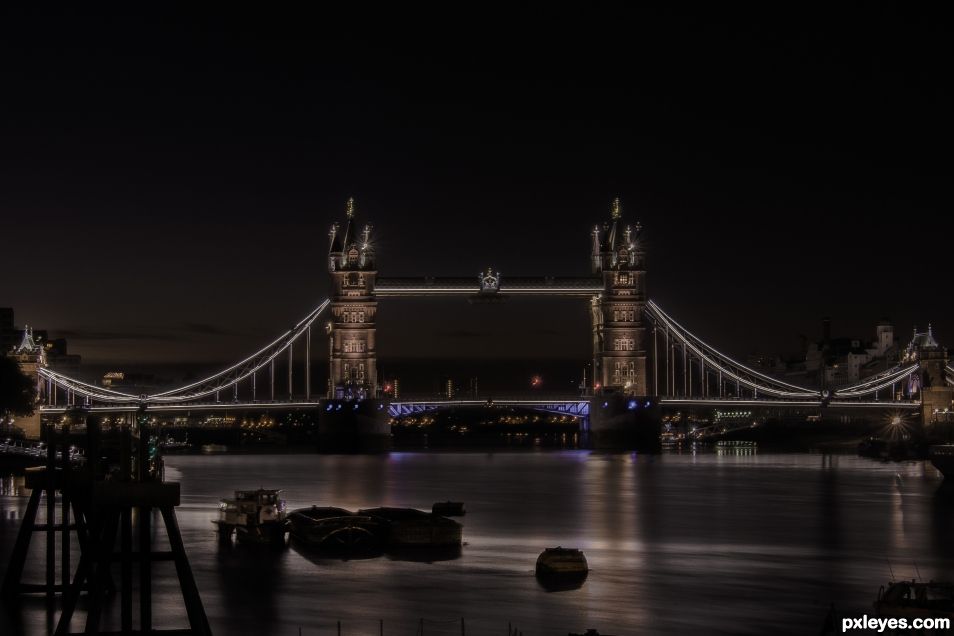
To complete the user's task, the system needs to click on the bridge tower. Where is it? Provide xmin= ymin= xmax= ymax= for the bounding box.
xmin=327 ymin=197 xmax=379 ymax=399
xmin=7 ymin=326 xmax=44 ymax=439
xmin=587 ymin=198 xmax=660 ymax=450
xmin=590 ymin=197 xmax=649 ymax=395
xmin=904 ymin=325 xmax=953 ymax=428
xmin=319 ymin=198 xmax=389 ymax=452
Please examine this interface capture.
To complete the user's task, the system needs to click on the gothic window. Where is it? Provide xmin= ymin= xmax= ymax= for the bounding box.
xmin=358 ymin=311 xmax=366 ymax=323
xmin=346 ymin=272 xmax=360 ymax=287
xmin=358 ymin=363 xmax=365 ymax=382
xmin=613 ymin=361 xmax=636 ymax=385
xmin=616 ymin=272 xmax=630 ymax=286
xmin=344 ymin=340 xmax=366 ymax=353
xmin=613 ymin=338 xmax=635 ymax=351
xmin=347 ymin=248 xmax=359 ymax=265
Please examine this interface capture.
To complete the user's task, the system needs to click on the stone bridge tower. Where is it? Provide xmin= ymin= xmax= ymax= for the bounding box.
xmin=327 ymin=198 xmax=378 ymax=399
xmin=7 ymin=326 xmax=44 ymax=439
xmin=590 ymin=198 xmax=649 ymax=396
xmin=904 ymin=325 xmax=953 ymax=426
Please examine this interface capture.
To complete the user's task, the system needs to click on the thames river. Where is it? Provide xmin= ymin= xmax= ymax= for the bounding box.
xmin=1 ymin=451 xmax=951 ymax=635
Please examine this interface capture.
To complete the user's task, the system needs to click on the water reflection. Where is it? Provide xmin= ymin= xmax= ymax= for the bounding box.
xmin=0 ymin=473 xmax=27 ymax=497
xmin=214 ymin=541 xmax=286 ymax=633
xmin=0 ymin=454 xmax=951 ymax=635
xmin=932 ymin=482 xmax=954 ymax=560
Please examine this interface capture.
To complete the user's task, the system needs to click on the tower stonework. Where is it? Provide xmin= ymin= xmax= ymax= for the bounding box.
xmin=327 ymin=198 xmax=379 ymax=399
xmin=587 ymin=198 xmax=660 ymax=451
xmin=590 ymin=198 xmax=649 ymax=395
xmin=318 ymin=198 xmax=389 ymax=452
xmin=7 ymin=327 xmax=44 ymax=439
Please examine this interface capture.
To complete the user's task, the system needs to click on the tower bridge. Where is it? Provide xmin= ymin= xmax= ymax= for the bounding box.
xmin=20 ymin=197 xmax=948 ymax=449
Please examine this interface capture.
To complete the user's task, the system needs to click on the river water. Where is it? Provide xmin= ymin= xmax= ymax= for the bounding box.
xmin=1 ymin=451 xmax=951 ymax=635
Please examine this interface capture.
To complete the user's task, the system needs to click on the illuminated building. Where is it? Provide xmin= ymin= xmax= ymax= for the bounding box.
xmin=590 ymin=197 xmax=649 ymax=395
xmin=327 ymin=197 xmax=379 ymax=399
xmin=6 ymin=326 xmax=43 ymax=438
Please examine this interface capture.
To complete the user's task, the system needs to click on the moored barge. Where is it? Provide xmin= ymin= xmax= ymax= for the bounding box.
xmin=214 ymin=489 xmax=288 ymax=545
xmin=875 ymin=580 xmax=954 ymax=620
xmin=358 ymin=507 xmax=463 ymax=547
xmin=288 ymin=506 xmax=388 ymax=553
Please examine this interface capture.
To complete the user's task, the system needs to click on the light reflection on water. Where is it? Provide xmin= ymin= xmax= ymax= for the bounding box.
xmin=0 ymin=452 xmax=951 ymax=635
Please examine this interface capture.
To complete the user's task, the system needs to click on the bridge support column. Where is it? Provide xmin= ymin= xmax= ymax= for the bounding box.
xmin=317 ymin=399 xmax=391 ymax=453
xmin=588 ymin=394 xmax=661 ymax=451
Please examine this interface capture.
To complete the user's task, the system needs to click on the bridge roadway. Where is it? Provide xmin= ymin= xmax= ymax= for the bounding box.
xmin=37 ymin=396 xmax=921 ymax=415
xmin=374 ymin=276 xmax=604 ymax=296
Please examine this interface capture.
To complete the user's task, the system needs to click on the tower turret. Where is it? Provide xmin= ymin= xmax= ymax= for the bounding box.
xmin=591 ymin=197 xmax=649 ymax=395
xmin=328 ymin=222 xmax=343 ymax=271
xmin=327 ymin=198 xmax=379 ymax=399
xmin=590 ymin=225 xmax=602 ymax=273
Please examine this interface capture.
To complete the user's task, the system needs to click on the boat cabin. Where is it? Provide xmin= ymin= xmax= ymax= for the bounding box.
xmin=218 ymin=489 xmax=286 ymax=527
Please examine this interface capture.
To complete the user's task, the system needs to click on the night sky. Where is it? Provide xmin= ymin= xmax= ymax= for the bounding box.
xmin=1 ymin=7 xmax=950 ymax=373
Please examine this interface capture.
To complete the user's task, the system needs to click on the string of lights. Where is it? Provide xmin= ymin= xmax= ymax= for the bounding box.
xmin=833 ymin=365 xmax=919 ymax=398
xmin=646 ymin=301 xmax=821 ymax=398
xmin=39 ymin=299 xmax=330 ymax=405
xmin=37 ymin=297 xmax=917 ymax=408
xmin=646 ymin=301 xmax=915 ymax=401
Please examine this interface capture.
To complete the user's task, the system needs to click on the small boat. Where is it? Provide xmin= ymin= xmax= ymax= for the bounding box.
xmin=432 ymin=501 xmax=466 ymax=516
xmin=715 ymin=440 xmax=757 ymax=448
xmin=214 ymin=489 xmax=288 ymax=545
xmin=536 ymin=547 xmax=588 ymax=580
xmin=875 ymin=580 xmax=954 ymax=620
xmin=930 ymin=445 xmax=954 ymax=479
xmin=160 ymin=436 xmax=192 ymax=453
xmin=288 ymin=506 xmax=388 ymax=553
xmin=358 ymin=507 xmax=463 ymax=547
xmin=201 ymin=443 xmax=228 ymax=455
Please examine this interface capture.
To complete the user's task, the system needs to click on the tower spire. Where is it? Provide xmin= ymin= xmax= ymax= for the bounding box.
xmin=345 ymin=197 xmax=355 ymax=218
xmin=611 ymin=197 xmax=622 ymax=220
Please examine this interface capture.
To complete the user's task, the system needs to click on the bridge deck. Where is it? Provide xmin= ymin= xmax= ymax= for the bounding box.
xmin=37 ymin=397 xmax=921 ymax=414
xmin=375 ymin=276 xmax=604 ymax=296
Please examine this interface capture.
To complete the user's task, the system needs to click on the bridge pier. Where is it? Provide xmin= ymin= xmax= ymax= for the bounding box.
xmin=317 ymin=399 xmax=391 ymax=453
xmin=588 ymin=394 xmax=661 ymax=451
